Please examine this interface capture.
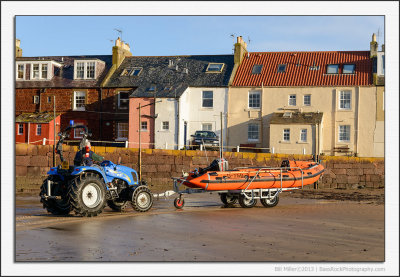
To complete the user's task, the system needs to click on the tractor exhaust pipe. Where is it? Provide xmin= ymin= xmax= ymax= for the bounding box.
xmin=47 ymin=179 xmax=52 ymax=197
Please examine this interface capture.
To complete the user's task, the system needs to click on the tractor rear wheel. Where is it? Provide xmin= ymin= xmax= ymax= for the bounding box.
xmin=131 ymin=186 xmax=153 ymax=212
xmin=39 ymin=177 xmax=71 ymax=215
xmin=69 ymin=173 xmax=107 ymax=217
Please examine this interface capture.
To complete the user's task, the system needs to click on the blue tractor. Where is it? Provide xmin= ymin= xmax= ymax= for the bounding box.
xmin=40 ymin=124 xmax=153 ymax=217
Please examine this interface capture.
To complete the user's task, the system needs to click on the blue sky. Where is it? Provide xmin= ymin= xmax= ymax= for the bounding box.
xmin=16 ymin=16 xmax=384 ymax=57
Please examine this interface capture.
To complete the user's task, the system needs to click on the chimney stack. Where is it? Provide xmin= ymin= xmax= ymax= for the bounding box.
xmin=112 ymin=37 xmax=132 ymax=68
xmin=370 ymin=33 xmax=378 ymax=58
xmin=234 ymin=36 xmax=248 ymax=65
xmin=16 ymin=39 xmax=23 ymax=57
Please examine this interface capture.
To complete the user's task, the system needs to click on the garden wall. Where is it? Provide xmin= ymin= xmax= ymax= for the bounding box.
xmin=15 ymin=144 xmax=385 ymax=193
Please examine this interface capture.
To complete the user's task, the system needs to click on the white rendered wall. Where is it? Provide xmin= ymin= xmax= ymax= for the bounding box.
xmin=178 ymin=87 xmax=228 ymax=149
xmin=154 ymin=98 xmax=178 ymax=149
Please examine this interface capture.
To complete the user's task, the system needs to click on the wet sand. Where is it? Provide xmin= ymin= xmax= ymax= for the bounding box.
xmin=15 ymin=189 xmax=384 ymax=262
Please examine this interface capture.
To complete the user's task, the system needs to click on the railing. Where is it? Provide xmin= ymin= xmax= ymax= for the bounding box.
xmin=16 ymin=139 xmax=306 ymax=155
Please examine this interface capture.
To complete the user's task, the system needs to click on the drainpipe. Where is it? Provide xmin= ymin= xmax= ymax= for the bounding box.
xmin=177 ymin=97 xmax=180 ymax=150
xmin=260 ymin=82 xmax=264 ymax=150
xmin=355 ymin=87 xmax=360 ymax=156
xmin=99 ymin=88 xmax=103 ymax=141
xmin=27 ymin=122 xmax=30 ymax=144
xmin=226 ymin=86 xmax=230 ymax=148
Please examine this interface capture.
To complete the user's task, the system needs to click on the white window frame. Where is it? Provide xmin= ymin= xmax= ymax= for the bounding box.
xmin=248 ymin=91 xmax=261 ymax=109
xmin=41 ymin=64 xmax=48 ymax=79
xmin=73 ymin=91 xmax=86 ymax=111
xmin=202 ymin=123 xmax=212 ymax=131
xmin=18 ymin=124 xmax=24 ymax=135
xmin=47 ymin=96 xmax=52 ymax=103
xmin=162 ymin=121 xmax=169 ymax=131
xmin=338 ymin=125 xmax=351 ymax=142
xmin=141 ymin=121 xmax=148 ymax=131
xmin=36 ymin=124 xmax=42 ymax=136
xmin=118 ymin=91 xmax=130 ymax=110
xmin=32 ymin=63 xmax=40 ymax=79
xmin=33 ymin=95 xmax=39 ymax=104
xmin=30 ymin=62 xmax=51 ymax=80
xmin=74 ymin=60 xmax=97 ymax=80
xmin=117 ymin=122 xmax=129 ymax=140
xmin=339 ymin=90 xmax=351 ymax=110
xmin=16 ymin=63 xmax=25 ymax=80
xmin=300 ymin=129 xmax=307 ymax=142
xmin=202 ymin=91 xmax=213 ymax=108
xmin=288 ymin=94 xmax=296 ymax=106
xmin=283 ymin=129 xmax=290 ymax=142
xmin=303 ymin=94 xmax=311 ymax=106
xmin=248 ymin=123 xmax=259 ymax=142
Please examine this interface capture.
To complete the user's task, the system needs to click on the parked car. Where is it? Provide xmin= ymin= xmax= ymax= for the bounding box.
xmin=190 ymin=130 xmax=219 ymax=150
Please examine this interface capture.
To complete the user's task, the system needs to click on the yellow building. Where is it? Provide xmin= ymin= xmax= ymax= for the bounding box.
xmin=227 ymin=35 xmax=383 ymax=157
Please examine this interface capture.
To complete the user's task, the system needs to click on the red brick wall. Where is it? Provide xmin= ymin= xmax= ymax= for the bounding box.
xmin=15 ymin=144 xmax=385 ymax=193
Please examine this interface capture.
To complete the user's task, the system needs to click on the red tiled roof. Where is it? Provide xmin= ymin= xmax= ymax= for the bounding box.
xmin=232 ymin=51 xmax=372 ymax=87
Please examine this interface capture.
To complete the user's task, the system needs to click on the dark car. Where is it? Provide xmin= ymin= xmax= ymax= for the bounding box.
xmin=190 ymin=130 xmax=219 ymax=150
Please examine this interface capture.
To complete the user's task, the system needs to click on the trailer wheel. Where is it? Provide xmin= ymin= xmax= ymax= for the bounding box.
xmin=238 ymin=194 xmax=257 ymax=208
xmin=261 ymin=195 xmax=279 ymax=208
xmin=174 ymin=197 xmax=185 ymax=209
xmin=220 ymin=193 xmax=238 ymax=206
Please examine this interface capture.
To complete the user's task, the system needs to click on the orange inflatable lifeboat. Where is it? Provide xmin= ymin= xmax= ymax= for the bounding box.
xmin=179 ymin=159 xmax=324 ymax=191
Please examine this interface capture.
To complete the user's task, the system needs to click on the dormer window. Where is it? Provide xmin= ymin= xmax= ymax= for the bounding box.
xmin=16 ymin=60 xmax=60 ymax=80
xmin=343 ymin=64 xmax=355 ymax=74
xmin=326 ymin=64 xmax=339 ymax=74
xmin=74 ymin=60 xmax=98 ymax=80
xmin=206 ymin=63 xmax=224 ymax=73
xmin=120 ymin=67 xmax=142 ymax=76
xmin=252 ymin=64 xmax=263 ymax=74
xmin=277 ymin=64 xmax=287 ymax=73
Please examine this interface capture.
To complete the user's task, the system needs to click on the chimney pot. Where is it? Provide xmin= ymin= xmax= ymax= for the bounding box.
xmin=372 ymin=33 xmax=376 ymax=42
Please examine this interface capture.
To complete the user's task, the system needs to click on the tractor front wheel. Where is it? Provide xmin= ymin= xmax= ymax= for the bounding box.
xmin=131 ymin=186 xmax=153 ymax=212
xmin=69 ymin=173 xmax=107 ymax=217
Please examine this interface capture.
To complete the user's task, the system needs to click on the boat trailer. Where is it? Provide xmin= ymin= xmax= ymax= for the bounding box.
xmin=153 ymin=166 xmax=305 ymax=209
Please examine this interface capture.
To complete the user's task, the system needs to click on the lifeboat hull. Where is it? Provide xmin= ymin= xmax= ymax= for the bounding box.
xmin=181 ymin=160 xmax=324 ymax=191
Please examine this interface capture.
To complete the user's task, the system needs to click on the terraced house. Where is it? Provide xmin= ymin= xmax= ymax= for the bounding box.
xmin=227 ymin=34 xmax=384 ymax=157
xmin=104 ymin=52 xmax=234 ymax=150
xmin=15 ymin=38 xmax=131 ymax=143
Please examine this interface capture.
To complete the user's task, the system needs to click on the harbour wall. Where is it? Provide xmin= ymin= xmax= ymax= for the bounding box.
xmin=15 ymin=144 xmax=385 ymax=193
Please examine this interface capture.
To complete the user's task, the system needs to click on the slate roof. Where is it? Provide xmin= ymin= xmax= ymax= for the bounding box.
xmin=15 ymin=112 xmax=60 ymax=123
xmin=270 ymin=112 xmax=323 ymax=124
xmin=104 ymin=55 xmax=234 ymax=98
xmin=15 ymin=55 xmax=112 ymax=88
xmin=232 ymin=51 xmax=372 ymax=87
